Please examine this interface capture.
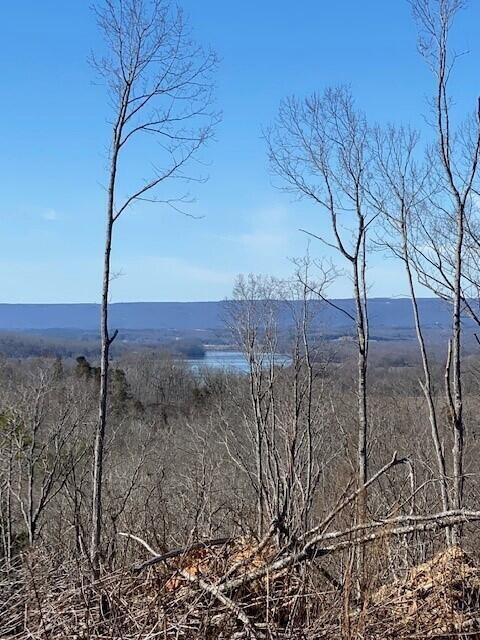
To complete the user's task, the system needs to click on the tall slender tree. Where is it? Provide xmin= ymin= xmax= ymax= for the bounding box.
xmin=409 ymin=0 xmax=480 ymax=540
xmin=371 ymin=125 xmax=451 ymax=542
xmin=90 ymin=0 xmax=218 ymax=572
xmin=265 ymin=87 xmax=374 ymax=585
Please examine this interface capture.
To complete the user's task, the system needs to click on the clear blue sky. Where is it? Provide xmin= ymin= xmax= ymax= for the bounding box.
xmin=1 ymin=1 xmax=479 ymax=303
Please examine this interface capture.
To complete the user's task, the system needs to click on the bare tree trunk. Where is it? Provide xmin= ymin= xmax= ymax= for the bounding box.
xmin=25 ymin=408 xmax=39 ymax=546
xmin=2 ymin=447 xmax=13 ymax=566
xmin=90 ymin=214 xmax=114 ymax=572
xmin=353 ymin=237 xmax=368 ymax=596
xmin=90 ymin=146 xmax=119 ymax=572
xmin=402 ymin=226 xmax=451 ymax=537
xmin=301 ymin=284 xmax=314 ymax=533
xmin=6 ymin=455 xmax=12 ymax=565
xmin=450 ymin=206 xmax=464 ymax=543
xmin=355 ymin=238 xmax=369 ymax=499
xmin=250 ymin=364 xmax=265 ymax=538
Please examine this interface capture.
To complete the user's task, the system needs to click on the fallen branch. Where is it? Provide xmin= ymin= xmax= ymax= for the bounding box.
xmin=118 ymin=532 xmax=160 ymax=557
xmin=219 ymin=510 xmax=480 ymax=593
xmin=318 ymin=509 xmax=480 ymax=544
xmin=301 ymin=451 xmax=404 ymax=542
xmin=129 ymin=537 xmax=233 ymax=573
xmin=177 ymin=568 xmax=260 ymax=639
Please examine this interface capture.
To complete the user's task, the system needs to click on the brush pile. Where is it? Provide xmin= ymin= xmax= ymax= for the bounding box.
xmin=2 ymin=542 xmax=480 ymax=638
xmin=357 ymin=546 xmax=480 ymax=638
xmin=0 ymin=537 xmax=331 ymax=639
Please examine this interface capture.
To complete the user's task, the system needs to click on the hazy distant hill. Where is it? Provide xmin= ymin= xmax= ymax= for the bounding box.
xmin=0 ymin=298 xmax=471 ymax=333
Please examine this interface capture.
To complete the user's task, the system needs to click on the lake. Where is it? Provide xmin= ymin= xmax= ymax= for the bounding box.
xmin=185 ymin=350 xmax=291 ymax=374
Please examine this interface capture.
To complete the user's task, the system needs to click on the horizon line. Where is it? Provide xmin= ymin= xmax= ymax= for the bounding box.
xmin=0 ymin=296 xmax=443 ymax=305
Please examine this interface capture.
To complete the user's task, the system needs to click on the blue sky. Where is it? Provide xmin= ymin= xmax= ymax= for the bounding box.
xmin=1 ymin=1 xmax=479 ymax=303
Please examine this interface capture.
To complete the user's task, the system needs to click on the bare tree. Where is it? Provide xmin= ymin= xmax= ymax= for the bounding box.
xmin=409 ymin=0 xmax=480 ymax=538
xmin=265 ymin=88 xmax=374 ymax=583
xmin=228 ymin=274 xmax=281 ymax=537
xmin=90 ymin=0 xmax=218 ymax=572
xmin=371 ymin=125 xmax=451 ymax=540
xmin=227 ymin=271 xmax=331 ymax=545
xmin=4 ymin=364 xmax=83 ymax=546
xmin=0 ymin=411 xmax=14 ymax=566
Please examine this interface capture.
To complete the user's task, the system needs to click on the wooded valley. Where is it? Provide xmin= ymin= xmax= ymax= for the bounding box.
xmin=3 ymin=0 xmax=480 ymax=638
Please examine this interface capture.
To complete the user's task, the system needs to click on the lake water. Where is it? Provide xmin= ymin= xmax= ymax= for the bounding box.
xmin=185 ymin=350 xmax=291 ymax=374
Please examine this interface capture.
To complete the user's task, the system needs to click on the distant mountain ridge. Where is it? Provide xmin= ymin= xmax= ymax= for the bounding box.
xmin=0 ymin=299 xmax=472 ymax=332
